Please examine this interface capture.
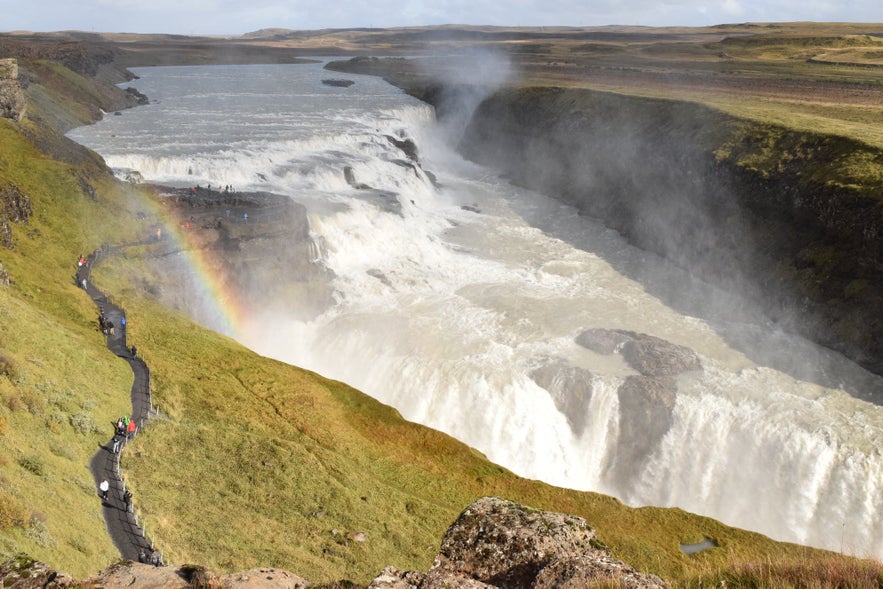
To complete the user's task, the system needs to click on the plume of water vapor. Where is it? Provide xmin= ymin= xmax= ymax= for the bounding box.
xmin=420 ymin=47 xmax=515 ymax=145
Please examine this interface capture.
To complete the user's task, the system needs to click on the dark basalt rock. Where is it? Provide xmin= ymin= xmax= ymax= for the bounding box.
xmin=386 ymin=134 xmax=419 ymax=161
xmin=145 ymin=185 xmax=333 ymax=324
xmin=530 ymin=360 xmax=594 ymax=436
xmin=575 ymin=328 xmax=631 ymax=355
xmin=575 ymin=329 xmax=701 ymax=376
xmin=619 ymin=333 xmax=701 ymax=377
xmin=607 ymin=375 xmax=678 ymax=487
xmin=322 ymin=78 xmax=355 ymax=87
xmin=125 ymin=86 xmax=149 ymax=104
xmin=574 ymin=329 xmax=698 ymax=485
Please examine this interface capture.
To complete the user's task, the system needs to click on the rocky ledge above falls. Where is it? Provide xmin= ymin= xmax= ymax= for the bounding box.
xmin=145 ymin=185 xmax=334 ymax=322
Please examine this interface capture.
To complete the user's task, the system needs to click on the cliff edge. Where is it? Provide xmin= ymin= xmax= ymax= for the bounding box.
xmin=452 ymin=86 xmax=883 ymax=378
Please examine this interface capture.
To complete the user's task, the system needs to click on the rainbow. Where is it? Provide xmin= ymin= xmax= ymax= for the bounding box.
xmin=141 ymin=190 xmax=250 ymax=339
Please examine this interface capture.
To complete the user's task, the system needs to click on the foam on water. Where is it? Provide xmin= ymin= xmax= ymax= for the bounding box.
xmin=69 ymin=63 xmax=883 ymax=559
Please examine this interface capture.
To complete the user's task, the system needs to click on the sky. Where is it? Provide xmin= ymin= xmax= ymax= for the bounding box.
xmin=1 ymin=0 xmax=880 ymax=36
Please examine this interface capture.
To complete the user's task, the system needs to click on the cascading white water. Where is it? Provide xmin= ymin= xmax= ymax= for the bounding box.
xmin=68 ymin=62 xmax=883 ymax=559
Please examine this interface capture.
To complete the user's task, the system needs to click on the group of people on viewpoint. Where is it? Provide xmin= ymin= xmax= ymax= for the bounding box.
xmin=112 ymin=415 xmax=137 ymax=453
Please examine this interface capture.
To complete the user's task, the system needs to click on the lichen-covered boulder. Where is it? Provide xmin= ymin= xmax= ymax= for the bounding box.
xmin=534 ymin=554 xmax=668 ymax=588
xmin=0 ymin=555 xmax=76 ymax=588
xmin=430 ymin=496 xmax=599 ymax=589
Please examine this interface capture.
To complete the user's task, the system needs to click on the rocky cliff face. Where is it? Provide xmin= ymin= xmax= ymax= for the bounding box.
xmin=0 ymin=183 xmax=33 ymax=250
xmin=143 ymin=186 xmax=333 ymax=325
xmin=452 ymin=86 xmax=883 ymax=377
xmin=0 ymin=58 xmax=25 ymax=121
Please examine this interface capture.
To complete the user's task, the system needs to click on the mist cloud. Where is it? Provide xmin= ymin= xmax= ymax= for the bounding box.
xmin=422 ymin=48 xmax=515 ymax=145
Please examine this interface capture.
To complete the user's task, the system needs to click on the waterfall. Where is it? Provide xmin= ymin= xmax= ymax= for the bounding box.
xmin=69 ymin=63 xmax=883 ymax=560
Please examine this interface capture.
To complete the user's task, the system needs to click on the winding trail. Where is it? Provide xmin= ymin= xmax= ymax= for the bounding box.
xmin=76 ymin=246 xmax=157 ymax=561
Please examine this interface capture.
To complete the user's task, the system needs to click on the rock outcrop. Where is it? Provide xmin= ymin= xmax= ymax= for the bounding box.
xmin=90 ymin=562 xmax=312 ymax=588
xmin=530 ymin=360 xmax=594 ymax=436
xmin=0 ymin=58 xmax=25 ymax=121
xmin=368 ymin=497 xmax=668 ymax=589
xmin=575 ymin=329 xmax=701 ymax=377
xmin=0 ymin=183 xmax=33 ymax=249
xmin=0 ymin=555 xmax=76 ymax=588
xmin=575 ymin=329 xmax=700 ymax=486
xmin=145 ymin=186 xmax=334 ymax=325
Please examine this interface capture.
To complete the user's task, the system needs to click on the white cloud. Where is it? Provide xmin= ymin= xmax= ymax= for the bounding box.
xmin=2 ymin=0 xmax=883 ymax=35
xmin=721 ymin=0 xmax=745 ymax=17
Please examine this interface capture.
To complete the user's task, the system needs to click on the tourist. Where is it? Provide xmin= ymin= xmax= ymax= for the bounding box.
xmin=111 ymin=435 xmax=122 ymax=454
xmin=150 ymin=549 xmax=162 ymax=567
xmin=99 ymin=479 xmax=109 ymax=501
xmin=127 ymin=419 xmax=137 ymax=440
xmin=123 ymin=490 xmax=133 ymax=513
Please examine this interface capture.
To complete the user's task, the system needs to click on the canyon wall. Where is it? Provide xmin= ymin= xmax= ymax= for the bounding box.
xmin=442 ymin=85 xmax=883 ymax=378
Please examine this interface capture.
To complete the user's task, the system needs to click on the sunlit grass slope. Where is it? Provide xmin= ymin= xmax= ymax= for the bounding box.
xmin=0 ymin=50 xmax=880 ymax=588
xmin=0 ymin=112 xmax=157 ymax=576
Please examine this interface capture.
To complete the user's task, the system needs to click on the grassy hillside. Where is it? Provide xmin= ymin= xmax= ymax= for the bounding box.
xmin=0 ymin=116 xmax=155 ymax=575
xmin=0 ymin=42 xmax=881 ymax=587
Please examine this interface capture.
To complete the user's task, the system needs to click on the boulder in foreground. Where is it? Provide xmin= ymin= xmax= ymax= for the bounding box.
xmin=369 ymin=496 xmax=668 ymax=589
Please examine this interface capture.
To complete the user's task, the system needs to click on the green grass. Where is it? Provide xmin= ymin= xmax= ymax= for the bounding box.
xmin=0 ymin=120 xmax=148 ymax=576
